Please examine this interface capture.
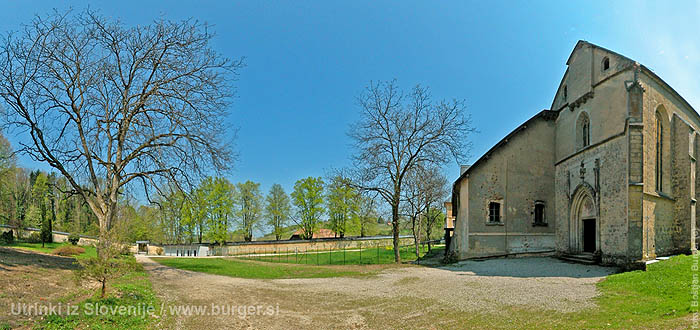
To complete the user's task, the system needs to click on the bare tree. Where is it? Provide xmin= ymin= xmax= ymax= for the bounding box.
xmin=357 ymin=193 xmax=378 ymax=238
xmin=402 ymin=165 xmax=447 ymax=257
xmin=418 ymin=167 xmax=448 ymax=253
xmin=348 ymin=80 xmax=474 ymax=262
xmin=402 ymin=167 xmax=427 ymax=258
xmin=0 ymin=9 xmax=242 ymax=257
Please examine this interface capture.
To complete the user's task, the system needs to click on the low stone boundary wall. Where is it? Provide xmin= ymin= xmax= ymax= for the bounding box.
xmin=210 ymin=236 xmax=415 ymax=256
xmin=0 ymin=224 xmax=97 ymax=246
xmin=142 ymin=236 xmax=417 ymax=257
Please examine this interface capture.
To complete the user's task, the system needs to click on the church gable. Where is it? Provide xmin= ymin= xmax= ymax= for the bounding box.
xmin=551 ymin=41 xmax=635 ymax=111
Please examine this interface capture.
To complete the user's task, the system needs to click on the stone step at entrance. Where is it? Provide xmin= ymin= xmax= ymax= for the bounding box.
xmin=558 ymin=253 xmax=598 ymax=265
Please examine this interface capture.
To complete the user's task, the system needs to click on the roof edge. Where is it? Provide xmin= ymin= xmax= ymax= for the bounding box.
xmin=639 ymin=65 xmax=699 ymax=124
xmin=452 ymin=109 xmax=558 ymax=187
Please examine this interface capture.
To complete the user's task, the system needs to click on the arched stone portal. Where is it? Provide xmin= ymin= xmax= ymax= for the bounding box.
xmin=569 ymin=184 xmax=599 ymax=254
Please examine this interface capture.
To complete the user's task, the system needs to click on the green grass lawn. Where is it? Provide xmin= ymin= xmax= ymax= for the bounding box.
xmin=585 ymin=254 xmax=695 ymax=327
xmin=154 ymin=257 xmax=388 ymax=279
xmin=1 ymin=241 xmax=96 ymax=259
xmin=242 ymin=244 xmax=443 ymax=265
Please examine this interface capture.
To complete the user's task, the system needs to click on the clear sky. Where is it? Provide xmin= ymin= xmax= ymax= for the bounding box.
xmin=1 ymin=1 xmax=699 ymax=200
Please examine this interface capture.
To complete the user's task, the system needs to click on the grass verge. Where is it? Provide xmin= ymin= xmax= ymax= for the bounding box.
xmin=240 ymin=244 xmax=444 ymax=265
xmin=583 ymin=254 xmax=694 ymax=327
xmin=38 ymin=257 xmax=162 ymax=330
xmin=153 ymin=257 xmax=390 ymax=279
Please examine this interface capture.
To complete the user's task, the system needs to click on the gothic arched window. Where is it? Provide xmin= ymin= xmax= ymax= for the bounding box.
xmin=655 ymin=111 xmax=664 ymax=192
xmin=577 ymin=112 xmax=590 ymax=150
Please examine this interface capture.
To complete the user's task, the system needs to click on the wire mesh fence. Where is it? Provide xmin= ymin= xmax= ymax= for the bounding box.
xmin=234 ymin=240 xmax=444 ymax=266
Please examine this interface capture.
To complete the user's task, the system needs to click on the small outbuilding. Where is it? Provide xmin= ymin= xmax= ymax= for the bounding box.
xmin=135 ymin=241 xmax=149 ymax=254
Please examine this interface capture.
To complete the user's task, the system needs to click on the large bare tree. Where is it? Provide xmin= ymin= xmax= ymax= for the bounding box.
xmin=349 ymin=80 xmax=474 ymax=262
xmin=0 ymin=9 xmax=242 ymax=253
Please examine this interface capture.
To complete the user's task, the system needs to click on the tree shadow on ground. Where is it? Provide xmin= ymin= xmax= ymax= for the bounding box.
xmin=431 ymin=256 xmax=616 ymax=278
xmin=0 ymin=247 xmax=79 ymax=271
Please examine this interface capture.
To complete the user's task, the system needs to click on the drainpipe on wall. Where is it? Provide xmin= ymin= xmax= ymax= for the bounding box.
xmin=505 ymin=157 xmax=509 ymax=254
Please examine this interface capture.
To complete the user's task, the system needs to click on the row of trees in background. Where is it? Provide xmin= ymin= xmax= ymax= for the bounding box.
xmin=0 ymin=134 xmax=100 ymax=241
xmin=0 ymin=130 xmax=448 ymax=250
xmin=153 ymin=175 xmax=386 ymax=245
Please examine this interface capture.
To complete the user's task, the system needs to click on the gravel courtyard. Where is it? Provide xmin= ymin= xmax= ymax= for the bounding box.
xmin=139 ymin=255 xmax=615 ymax=329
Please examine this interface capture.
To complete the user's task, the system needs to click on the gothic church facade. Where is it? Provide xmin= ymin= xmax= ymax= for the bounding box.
xmin=450 ymin=41 xmax=697 ymax=266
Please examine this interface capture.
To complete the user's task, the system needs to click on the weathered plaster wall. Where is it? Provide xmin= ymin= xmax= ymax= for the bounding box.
xmin=455 ymin=115 xmax=556 ymax=258
xmin=554 ymin=71 xmax=632 ymax=163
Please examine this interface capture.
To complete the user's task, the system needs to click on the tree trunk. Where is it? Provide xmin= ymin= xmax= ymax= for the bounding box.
xmin=392 ymin=201 xmax=400 ymax=263
xmin=49 ymin=198 xmax=55 ymax=243
xmin=101 ymin=279 xmax=106 ymax=298
xmin=426 ymin=225 xmax=432 ymax=252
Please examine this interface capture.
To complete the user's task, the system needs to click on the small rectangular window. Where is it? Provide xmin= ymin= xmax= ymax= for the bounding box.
xmin=534 ymin=202 xmax=546 ymax=225
xmin=488 ymin=202 xmax=501 ymax=223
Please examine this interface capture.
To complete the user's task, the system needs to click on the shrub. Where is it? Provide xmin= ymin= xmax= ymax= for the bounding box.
xmin=0 ymin=230 xmax=13 ymax=244
xmin=75 ymin=250 xmax=139 ymax=298
xmin=40 ymin=218 xmax=53 ymax=244
xmin=25 ymin=232 xmax=42 ymax=243
xmin=53 ymin=245 xmax=85 ymax=256
xmin=68 ymin=233 xmax=80 ymax=245
xmin=118 ymin=244 xmax=133 ymax=256
xmin=156 ymin=247 xmax=164 ymax=256
xmin=442 ymin=250 xmax=458 ymax=264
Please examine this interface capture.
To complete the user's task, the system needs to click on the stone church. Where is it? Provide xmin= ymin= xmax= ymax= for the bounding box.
xmin=450 ymin=40 xmax=697 ymax=267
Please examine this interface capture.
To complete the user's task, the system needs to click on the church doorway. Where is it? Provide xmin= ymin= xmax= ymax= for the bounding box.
xmin=582 ymin=218 xmax=596 ymax=253
xmin=570 ymin=185 xmax=598 ymax=254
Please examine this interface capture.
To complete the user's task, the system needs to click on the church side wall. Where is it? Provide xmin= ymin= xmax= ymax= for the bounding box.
xmin=460 ymin=117 xmax=556 ymax=258
xmin=640 ymin=73 xmax=698 ymax=256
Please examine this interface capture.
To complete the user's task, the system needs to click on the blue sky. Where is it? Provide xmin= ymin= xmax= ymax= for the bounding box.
xmin=1 ymin=1 xmax=699 ymax=200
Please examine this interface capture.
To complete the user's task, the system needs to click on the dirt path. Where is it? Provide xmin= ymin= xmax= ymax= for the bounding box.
xmin=0 ymin=247 xmax=82 ymax=329
xmin=138 ymin=255 xmax=615 ymax=329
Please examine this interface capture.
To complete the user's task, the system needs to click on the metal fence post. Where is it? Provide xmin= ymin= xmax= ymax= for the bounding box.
xmin=343 ymin=246 xmax=346 ymax=265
